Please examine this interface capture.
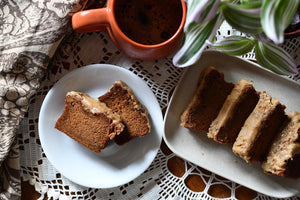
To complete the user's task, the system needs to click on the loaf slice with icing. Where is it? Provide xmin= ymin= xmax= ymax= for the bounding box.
xmin=262 ymin=111 xmax=300 ymax=178
xmin=180 ymin=66 xmax=234 ymax=132
xmin=232 ymin=92 xmax=286 ymax=163
xmin=98 ymin=80 xmax=151 ymax=145
xmin=208 ymin=79 xmax=259 ymax=144
xmin=55 ymin=91 xmax=125 ymax=153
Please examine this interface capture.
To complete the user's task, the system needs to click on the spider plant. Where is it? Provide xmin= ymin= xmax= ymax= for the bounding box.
xmin=173 ymin=0 xmax=300 ymax=76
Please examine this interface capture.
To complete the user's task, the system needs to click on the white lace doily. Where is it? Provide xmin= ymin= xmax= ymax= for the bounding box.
xmin=18 ymin=22 xmax=300 ymax=200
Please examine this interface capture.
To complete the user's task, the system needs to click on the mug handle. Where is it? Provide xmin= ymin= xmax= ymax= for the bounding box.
xmin=72 ymin=8 xmax=109 ymax=33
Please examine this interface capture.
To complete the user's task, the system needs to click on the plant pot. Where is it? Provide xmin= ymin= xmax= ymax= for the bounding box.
xmin=284 ymin=6 xmax=300 ymax=39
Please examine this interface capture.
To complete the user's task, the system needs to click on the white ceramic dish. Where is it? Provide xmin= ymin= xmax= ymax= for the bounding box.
xmin=164 ymin=51 xmax=300 ymax=198
xmin=39 ymin=64 xmax=163 ymax=188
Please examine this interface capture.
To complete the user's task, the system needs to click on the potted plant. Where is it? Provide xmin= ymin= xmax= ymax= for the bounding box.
xmin=173 ymin=0 xmax=300 ymax=76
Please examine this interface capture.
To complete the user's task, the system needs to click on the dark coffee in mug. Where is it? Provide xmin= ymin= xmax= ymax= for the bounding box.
xmin=114 ymin=0 xmax=183 ymax=45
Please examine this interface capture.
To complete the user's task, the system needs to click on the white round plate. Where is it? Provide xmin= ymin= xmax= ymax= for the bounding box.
xmin=39 ymin=64 xmax=163 ymax=188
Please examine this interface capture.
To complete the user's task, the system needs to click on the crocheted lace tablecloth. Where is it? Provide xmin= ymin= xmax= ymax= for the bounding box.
xmin=18 ymin=19 xmax=300 ymax=199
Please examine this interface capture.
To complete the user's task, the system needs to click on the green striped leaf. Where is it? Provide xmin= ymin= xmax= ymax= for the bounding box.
xmin=185 ymin=0 xmax=220 ymax=31
xmin=261 ymin=0 xmax=300 ymax=44
xmin=240 ymin=0 xmax=259 ymax=4
xmin=173 ymin=14 xmax=222 ymax=67
xmin=255 ymin=41 xmax=298 ymax=75
xmin=210 ymin=36 xmax=255 ymax=56
xmin=250 ymin=32 xmax=270 ymax=44
xmin=222 ymin=1 xmax=263 ymax=33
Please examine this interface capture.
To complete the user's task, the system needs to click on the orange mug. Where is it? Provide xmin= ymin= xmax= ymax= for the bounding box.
xmin=72 ymin=0 xmax=186 ymax=60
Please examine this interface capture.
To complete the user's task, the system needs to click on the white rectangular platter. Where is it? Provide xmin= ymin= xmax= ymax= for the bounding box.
xmin=163 ymin=50 xmax=300 ymax=198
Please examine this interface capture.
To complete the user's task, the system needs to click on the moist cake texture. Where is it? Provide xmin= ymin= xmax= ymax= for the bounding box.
xmin=208 ymin=79 xmax=259 ymax=144
xmin=180 ymin=66 xmax=234 ymax=132
xmin=232 ymin=92 xmax=286 ymax=163
xmin=98 ymin=80 xmax=151 ymax=145
xmin=262 ymin=111 xmax=300 ymax=178
xmin=55 ymin=91 xmax=124 ymax=153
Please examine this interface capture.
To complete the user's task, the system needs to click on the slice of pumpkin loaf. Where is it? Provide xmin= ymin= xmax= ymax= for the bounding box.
xmin=208 ymin=79 xmax=259 ymax=144
xmin=262 ymin=111 xmax=300 ymax=178
xmin=180 ymin=66 xmax=234 ymax=132
xmin=98 ymin=80 xmax=151 ymax=145
xmin=55 ymin=91 xmax=124 ymax=153
xmin=232 ymin=92 xmax=286 ymax=163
